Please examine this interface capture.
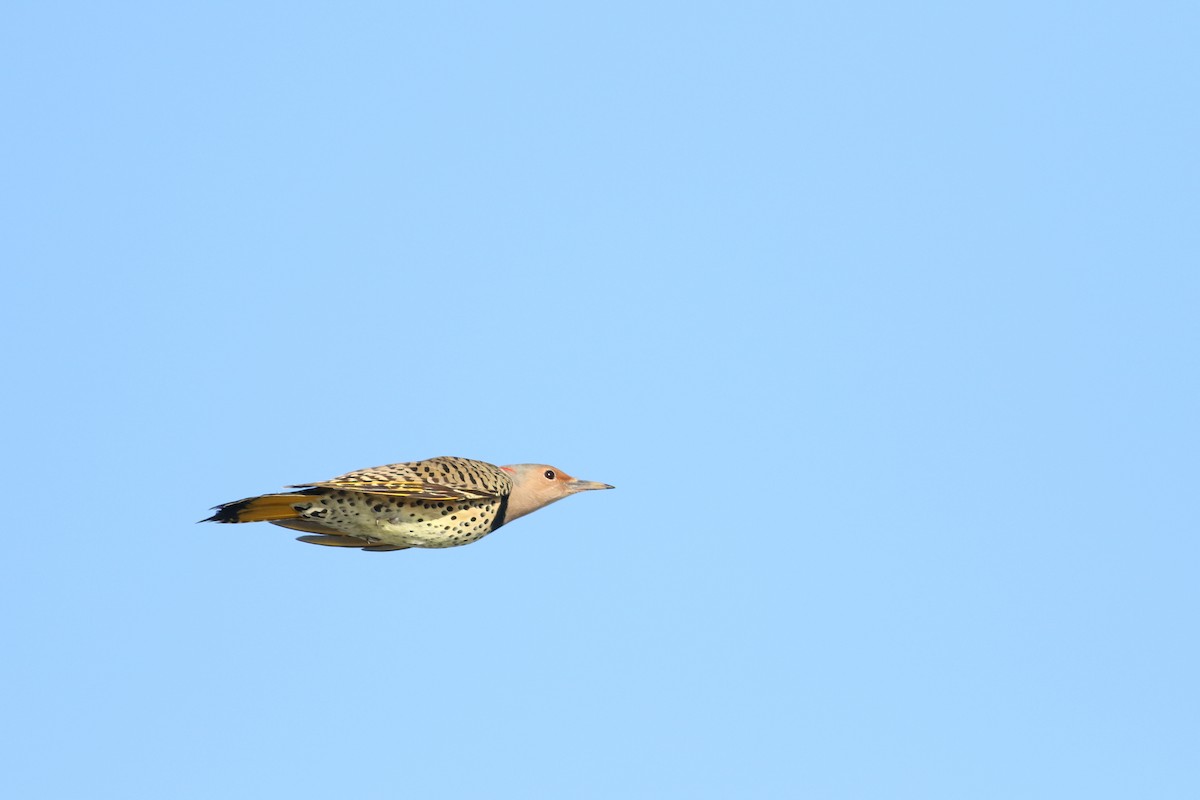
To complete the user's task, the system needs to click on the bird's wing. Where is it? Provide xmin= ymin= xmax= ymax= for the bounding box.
xmin=289 ymin=477 xmax=492 ymax=500
xmin=287 ymin=457 xmax=510 ymax=501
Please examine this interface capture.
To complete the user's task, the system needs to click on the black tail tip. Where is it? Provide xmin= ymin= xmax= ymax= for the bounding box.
xmin=199 ymin=498 xmax=252 ymax=524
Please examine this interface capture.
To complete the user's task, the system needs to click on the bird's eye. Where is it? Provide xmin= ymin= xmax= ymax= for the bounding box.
xmin=544 ymin=469 xmax=556 ymax=480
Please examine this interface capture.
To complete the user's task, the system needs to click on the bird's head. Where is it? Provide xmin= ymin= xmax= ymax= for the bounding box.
xmin=500 ymin=463 xmax=614 ymax=522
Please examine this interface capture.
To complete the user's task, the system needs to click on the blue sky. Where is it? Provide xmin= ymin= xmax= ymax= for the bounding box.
xmin=2 ymin=2 xmax=1197 ymax=798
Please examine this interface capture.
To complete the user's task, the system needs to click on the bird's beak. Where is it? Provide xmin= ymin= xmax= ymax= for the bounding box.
xmin=568 ymin=479 xmax=615 ymax=492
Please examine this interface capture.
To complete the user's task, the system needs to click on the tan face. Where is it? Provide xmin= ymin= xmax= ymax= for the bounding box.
xmin=521 ymin=464 xmax=576 ymax=487
xmin=525 ymin=465 xmax=580 ymax=495
xmin=500 ymin=463 xmax=614 ymax=521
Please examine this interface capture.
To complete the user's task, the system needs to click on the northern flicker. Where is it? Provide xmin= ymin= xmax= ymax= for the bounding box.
xmin=201 ymin=456 xmax=613 ymax=552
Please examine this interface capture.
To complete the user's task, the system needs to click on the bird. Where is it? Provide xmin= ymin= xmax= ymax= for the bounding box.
xmin=201 ymin=456 xmax=613 ymax=552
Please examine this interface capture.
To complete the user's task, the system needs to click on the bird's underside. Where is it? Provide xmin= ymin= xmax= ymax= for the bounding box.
xmin=202 ymin=455 xmax=613 ymax=553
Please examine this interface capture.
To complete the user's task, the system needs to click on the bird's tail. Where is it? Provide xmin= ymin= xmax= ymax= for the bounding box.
xmin=201 ymin=493 xmax=306 ymax=524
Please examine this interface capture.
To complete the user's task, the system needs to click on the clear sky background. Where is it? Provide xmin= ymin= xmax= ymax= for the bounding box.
xmin=2 ymin=2 xmax=1197 ymax=798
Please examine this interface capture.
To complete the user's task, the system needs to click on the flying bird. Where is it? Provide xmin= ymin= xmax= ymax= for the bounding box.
xmin=201 ymin=456 xmax=613 ymax=552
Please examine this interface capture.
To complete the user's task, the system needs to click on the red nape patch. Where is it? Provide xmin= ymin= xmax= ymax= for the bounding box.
xmin=500 ymin=466 xmax=515 ymax=473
